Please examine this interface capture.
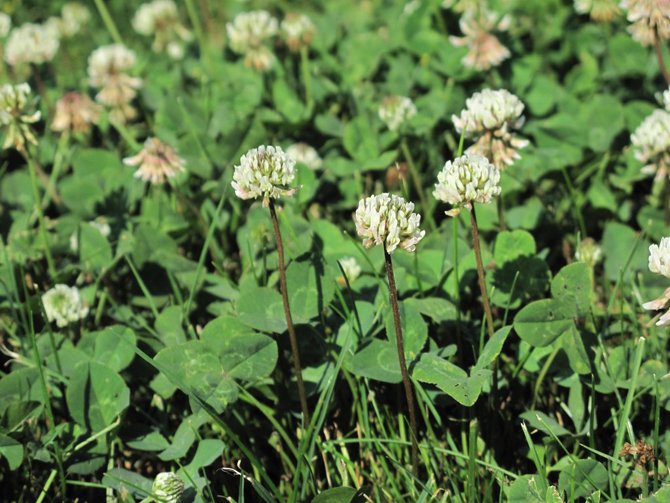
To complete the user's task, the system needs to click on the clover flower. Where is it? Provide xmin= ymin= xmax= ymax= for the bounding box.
xmin=630 ymin=109 xmax=670 ymax=182
xmin=449 ymin=9 xmax=511 ymax=71
xmin=232 ymin=145 xmax=299 ymax=206
xmin=337 ymin=257 xmax=362 ymax=285
xmin=149 ymin=472 xmax=184 ymax=503
xmin=52 ymin=92 xmax=101 ymax=134
xmin=70 ymin=219 xmax=112 ymax=252
xmin=452 ymin=89 xmax=529 ymax=171
xmin=4 ymin=23 xmax=60 ymax=66
xmin=355 ymin=193 xmax=425 ymax=254
xmin=88 ymin=44 xmax=141 ymax=122
xmin=643 ymin=237 xmax=670 ymax=326
xmin=0 ymin=83 xmax=41 ymax=152
xmin=124 ymin=137 xmax=186 ymax=184
xmin=226 ymin=10 xmax=278 ymax=71
xmin=433 ymin=154 xmax=501 ymax=216
xmin=61 ymin=3 xmax=90 ymax=37
xmin=0 ymin=14 xmax=11 ymax=38
xmin=378 ymin=95 xmax=417 ymax=132
xmin=574 ymin=0 xmax=621 ymax=21
xmin=133 ymin=0 xmax=191 ymax=57
xmin=621 ymin=0 xmax=670 ymax=46
xmin=42 ymin=284 xmax=89 ymax=328
xmin=575 ymin=238 xmax=603 ymax=267
xmin=281 ymin=13 xmax=315 ymax=51
xmin=44 ymin=17 xmax=64 ymax=39
xmin=286 ymin=142 xmax=322 ymax=170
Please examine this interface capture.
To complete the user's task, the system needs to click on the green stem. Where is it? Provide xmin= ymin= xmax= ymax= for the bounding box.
xmin=400 ymin=137 xmax=433 ymax=231
xmin=384 ymin=248 xmax=420 ymax=478
xmin=300 ymin=46 xmax=313 ymax=111
xmin=25 ymin=151 xmax=56 ymax=278
xmin=559 ymin=165 xmax=587 ymax=238
xmin=469 ymin=205 xmax=494 ymax=339
xmin=269 ymin=200 xmax=311 ymax=425
xmin=92 ymin=0 xmax=123 ymax=45
xmin=183 ymin=0 xmax=207 ymax=60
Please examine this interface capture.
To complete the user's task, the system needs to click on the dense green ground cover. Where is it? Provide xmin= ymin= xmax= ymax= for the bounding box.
xmin=0 ymin=0 xmax=669 ymax=501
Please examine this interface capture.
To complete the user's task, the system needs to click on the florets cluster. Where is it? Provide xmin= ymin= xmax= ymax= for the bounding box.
xmin=449 ymin=9 xmax=510 ymax=71
xmin=354 ymin=193 xmax=425 ymax=254
xmin=378 ymin=95 xmax=417 ymax=132
xmin=52 ymin=92 xmax=101 ymax=134
xmin=621 ymin=0 xmax=670 ymax=46
xmin=42 ymin=284 xmax=89 ymax=328
xmin=281 ymin=13 xmax=315 ymax=51
xmin=452 ymin=89 xmax=529 ymax=170
xmin=226 ymin=11 xmax=278 ymax=71
xmin=88 ymin=44 xmax=141 ymax=122
xmin=286 ymin=142 xmax=323 ymax=170
xmin=643 ymin=237 xmax=670 ymax=326
xmin=232 ymin=145 xmax=299 ymax=206
xmin=575 ymin=238 xmax=603 ymax=267
xmin=4 ymin=23 xmax=60 ymax=66
xmin=574 ymin=0 xmax=621 ymax=21
xmin=0 ymin=83 xmax=41 ymax=152
xmin=124 ymin=137 xmax=186 ymax=184
xmin=630 ymin=109 xmax=670 ymax=182
xmin=433 ymin=154 xmax=501 ymax=216
xmin=133 ymin=0 xmax=191 ymax=57
xmin=151 ymin=472 xmax=184 ymax=503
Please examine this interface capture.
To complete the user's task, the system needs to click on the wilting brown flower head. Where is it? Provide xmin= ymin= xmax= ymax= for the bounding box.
xmin=621 ymin=0 xmax=670 ymax=45
xmin=449 ymin=8 xmax=511 ymax=71
xmin=123 ymin=137 xmax=186 ymax=184
xmin=52 ymin=92 xmax=101 ymax=134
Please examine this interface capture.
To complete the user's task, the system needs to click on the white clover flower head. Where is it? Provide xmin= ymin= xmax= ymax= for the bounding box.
xmin=0 ymin=13 xmax=11 ymax=38
xmin=664 ymin=87 xmax=670 ymax=111
xmin=449 ymin=9 xmax=510 ymax=71
xmin=433 ymin=154 xmax=501 ymax=216
xmin=631 ymin=109 xmax=670 ymax=182
xmin=621 ymin=0 xmax=670 ymax=46
xmin=378 ymin=95 xmax=417 ymax=132
xmin=4 ymin=23 xmax=60 ymax=66
xmin=133 ymin=0 xmax=191 ymax=54
xmin=452 ymin=89 xmax=529 ymax=170
xmin=0 ymin=83 xmax=41 ymax=152
xmin=227 ymin=11 xmax=278 ymax=70
xmin=574 ymin=0 xmax=621 ymax=21
xmin=61 ymin=3 xmax=91 ymax=37
xmin=70 ymin=219 xmax=112 ymax=252
xmin=643 ymin=237 xmax=670 ymax=326
xmin=44 ymin=17 xmax=64 ymax=39
xmin=152 ymin=472 xmax=184 ymax=503
xmin=575 ymin=238 xmax=603 ymax=267
xmin=88 ymin=44 xmax=141 ymax=121
xmin=286 ymin=142 xmax=323 ymax=170
xmin=281 ymin=13 xmax=315 ymax=51
xmin=167 ymin=41 xmax=185 ymax=59
xmin=52 ymin=91 xmax=101 ymax=134
xmin=232 ymin=145 xmax=299 ymax=207
xmin=42 ymin=284 xmax=89 ymax=328
xmin=354 ymin=193 xmax=425 ymax=254
xmin=124 ymin=137 xmax=186 ymax=184
xmin=337 ymin=257 xmax=362 ymax=285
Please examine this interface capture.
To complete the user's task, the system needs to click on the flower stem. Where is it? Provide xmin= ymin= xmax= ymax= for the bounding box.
xmin=469 ymin=205 xmax=494 ymax=339
xmin=496 ymin=195 xmax=506 ymax=231
xmin=300 ymin=46 xmax=313 ymax=111
xmin=23 ymin=149 xmax=56 ymax=278
xmin=664 ymin=176 xmax=670 ymax=227
xmin=269 ymin=201 xmax=311 ymax=425
xmin=384 ymin=248 xmax=419 ymax=478
xmin=92 ymin=0 xmax=123 ymax=45
xmin=31 ymin=64 xmax=53 ymax=117
xmin=400 ymin=137 xmax=433 ymax=231
xmin=654 ymin=28 xmax=670 ymax=87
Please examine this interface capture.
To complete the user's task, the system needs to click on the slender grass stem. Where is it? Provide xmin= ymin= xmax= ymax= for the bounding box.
xmin=24 ymin=149 xmax=56 ymax=278
xmin=383 ymin=248 xmax=419 ymax=478
xmin=400 ymin=137 xmax=433 ymax=231
xmin=469 ymin=205 xmax=494 ymax=339
xmin=654 ymin=28 xmax=670 ymax=87
xmin=269 ymin=200 xmax=310 ymax=425
xmin=92 ymin=0 xmax=123 ymax=45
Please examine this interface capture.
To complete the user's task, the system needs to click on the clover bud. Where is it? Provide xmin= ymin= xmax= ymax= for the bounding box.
xmin=337 ymin=257 xmax=362 ymax=285
xmin=151 ymin=472 xmax=184 ymax=503
xmin=575 ymin=238 xmax=602 ymax=267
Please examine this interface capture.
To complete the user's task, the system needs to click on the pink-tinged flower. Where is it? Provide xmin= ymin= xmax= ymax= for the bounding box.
xmin=51 ymin=92 xmax=101 ymax=134
xmin=452 ymin=89 xmax=529 ymax=171
xmin=281 ymin=13 xmax=315 ymax=51
xmin=449 ymin=9 xmax=511 ymax=71
xmin=124 ymin=137 xmax=186 ymax=184
xmin=621 ymin=0 xmax=670 ymax=46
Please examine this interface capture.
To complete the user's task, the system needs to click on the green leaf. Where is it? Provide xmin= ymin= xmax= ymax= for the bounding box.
xmin=93 ymin=326 xmax=136 ymax=372
xmin=159 ymin=413 xmax=207 ymax=461
xmin=312 ymin=487 xmax=357 ymax=503
xmin=236 ymin=287 xmax=287 ymax=333
xmin=412 ymin=354 xmax=491 ymax=406
xmin=102 ymin=468 xmax=153 ymax=499
xmin=67 ymin=362 xmax=130 ymax=432
xmin=551 ymin=262 xmax=591 ymax=318
xmin=0 ymin=368 xmax=42 ymax=415
xmin=1 ymin=401 xmax=42 ymax=433
xmin=343 ymin=115 xmax=379 ymax=161
xmin=475 ymin=326 xmax=512 ymax=371
xmin=155 ymin=306 xmax=186 ymax=347
xmin=560 ymin=325 xmax=591 ymax=375
xmin=180 ymin=439 xmax=224 ymax=476
xmin=347 ymin=339 xmax=401 ymax=384
xmin=286 ymin=255 xmax=336 ymax=322
xmin=514 ymin=299 xmax=573 ymax=347
xmin=124 ymin=425 xmax=170 ymax=451
xmin=78 ymin=222 xmax=113 ymax=273
xmin=384 ymin=300 xmax=428 ymax=358
xmin=405 ymin=297 xmax=458 ymax=323
xmin=0 ymin=433 xmax=23 ymax=470
xmin=558 ymin=460 xmax=608 ymax=499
